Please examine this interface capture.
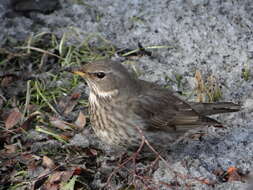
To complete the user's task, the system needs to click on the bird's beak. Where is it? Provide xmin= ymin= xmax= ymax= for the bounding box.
xmin=65 ymin=67 xmax=87 ymax=78
xmin=73 ymin=70 xmax=87 ymax=78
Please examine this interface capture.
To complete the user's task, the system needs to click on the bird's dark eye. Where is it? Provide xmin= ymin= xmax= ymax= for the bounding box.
xmin=95 ymin=72 xmax=105 ymax=79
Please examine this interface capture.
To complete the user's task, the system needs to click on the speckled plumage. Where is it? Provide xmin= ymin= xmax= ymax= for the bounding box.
xmin=72 ymin=60 xmax=240 ymax=150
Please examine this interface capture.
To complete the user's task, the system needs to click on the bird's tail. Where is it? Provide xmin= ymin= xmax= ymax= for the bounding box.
xmin=189 ymin=102 xmax=241 ymax=116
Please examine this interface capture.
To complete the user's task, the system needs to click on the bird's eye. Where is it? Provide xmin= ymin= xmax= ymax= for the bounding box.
xmin=95 ymin=72 xmax=105 ymax=79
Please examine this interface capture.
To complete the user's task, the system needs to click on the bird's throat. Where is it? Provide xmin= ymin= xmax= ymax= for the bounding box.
xmin=89 ymin=89 xmax=119 ymax=105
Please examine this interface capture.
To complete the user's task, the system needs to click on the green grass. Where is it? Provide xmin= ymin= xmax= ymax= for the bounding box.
xmin=242 ymin=64 xmax=251 ymax=81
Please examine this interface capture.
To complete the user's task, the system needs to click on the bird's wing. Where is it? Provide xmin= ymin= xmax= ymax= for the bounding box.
xmin=188 ymin=102 xmax=241 ymax=115
xmin=129 ymin=83 xmax=218 ymax=133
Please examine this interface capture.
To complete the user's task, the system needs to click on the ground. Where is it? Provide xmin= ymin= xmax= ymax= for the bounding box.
xmin=0 ymin=0 xmax=253 ymax=189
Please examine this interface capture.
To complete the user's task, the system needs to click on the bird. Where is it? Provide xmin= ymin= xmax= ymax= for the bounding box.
xmin=69 ymin=60 xmax=240 ymax=151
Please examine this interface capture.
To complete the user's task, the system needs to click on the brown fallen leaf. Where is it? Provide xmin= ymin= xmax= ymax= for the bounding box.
xmin=20 ymin=111 xmax=40 ymax=131
xmin=27 ymin=159 xmax=41 ymax=178
xmin=50 ymin=117 xmax=75 ymax=130
xmin=88 ymin=148 xmax=98 ymax=156
xmin=42 ymin=156 xmax=56 ymax=169
xmin=206 ymin=75 xmax=222 ymax=102
xmin=43 ymin=171 xmax=74 ymax=190
xmin=215 ymin=167 xmax=244 ymax=182
xmin=73 ymin=167 xmax=83 ymax=175
xmin=195 ymin=70 xmax=205 ymax=102
xmin=44 ymin=179 xmax=59 ymax=190
xmin=5 ymin=108 xmax=22 ymax=129
xmin=20 ymin=152 xmax=36 ymax=165
xmin=59 ymin=133 xmax=72 ymax=141
xmin=1 ymin=76 xmax=15 ymax=87
xmin=60 ymin=170 xmax=74 ymax=183
xmin=4 ymin=144 xmax=17 ymax=154
xmin=58 ymin=92 xmax=81 ymax=115
xmin=71 ymin=92 xmax=81 ymax=100
xmin=74 ymin=111 xmax=86 ymax=129
xmin=226 ymin=167 xmax=242 ymax=182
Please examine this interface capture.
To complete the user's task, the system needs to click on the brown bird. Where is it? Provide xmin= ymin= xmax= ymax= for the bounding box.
xmin=70 ymin=60 xmax=240 ymax=150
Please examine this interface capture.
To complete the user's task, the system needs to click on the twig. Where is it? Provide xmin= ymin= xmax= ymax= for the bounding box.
xmin=135 ymin=126 xmax=172 ymax=170
xmin=134 ymin=126 xmax=216 ymax=187
xmin=21 ymin=80 xmax=31 ymax=123
xmin=17 ymin=46 xmax=64 ymax=60
xmin=105 ymin=136 xmax=146 ymax=188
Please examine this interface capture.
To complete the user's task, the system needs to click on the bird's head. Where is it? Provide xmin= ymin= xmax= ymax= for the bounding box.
xmin=70 ymin=60 xmax=139 ymax=99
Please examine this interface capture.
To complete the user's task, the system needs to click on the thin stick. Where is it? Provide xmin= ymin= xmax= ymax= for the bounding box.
xmin=21 ymin=80 xmax=31 ymax=123
xmin=17 ymin=46 xmax=64 ymax=60
xmin=105 ymin=136 xmax=145 ymax=187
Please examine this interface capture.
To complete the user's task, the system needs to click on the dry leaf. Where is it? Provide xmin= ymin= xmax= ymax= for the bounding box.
xmin=73 ymin=167 xmax=83 ymax=175
xmin=71 ymin=93 xmax=81 ymax=100
xmin=45 ymin=172 xmax=62 ymax=190
xmin=59 ymin=133 xmax=72 ymax=141
xmin=195 ymin=70 xmax=205 ymax=102
xmin=227 ymin=167 xmax=242 ymax=182
xmin=89 ymin=148 xmax=98 ymax=156
xmin=18 ymin=153 xmax=36 ymax=166
xmin=4 ymin=144 xmax=17 ymax=154
xmin=27 ymin=160 xmax=38 ymax=176
xmin=5 ymin=108 xmax=22 ymax=129
xmin=43 ymin=171 xmax=74 ymax=190
xmin=206 ymin=75 xmax=222 ymax=102
xmin=20 ymin=112 xmax=39 ymax=131
xmin=42 ymin=156 xmax=56 ymax=169
xmin=60 ymin=170 xmax=74 ymax=182
xmin=74 ymin=111 xmax=86 ymax=129
xmin=50 ymin=117 xmax=75 ymax=130
xmin=58 ymin=93 xmax=81 ymax=115
xmin=1 ymin=76 xmax=14 ymax=87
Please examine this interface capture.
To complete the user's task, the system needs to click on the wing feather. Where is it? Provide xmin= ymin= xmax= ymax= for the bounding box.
xmin=129 ymin=81 xmax=218 ymax=133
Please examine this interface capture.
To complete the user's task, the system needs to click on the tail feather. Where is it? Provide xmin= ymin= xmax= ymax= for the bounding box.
xmin=189 ymin=102 xmax=241 ymax=116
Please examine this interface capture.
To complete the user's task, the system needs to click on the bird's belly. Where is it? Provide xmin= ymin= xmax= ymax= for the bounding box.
xmin=90 ymin=105 xmax=141 ymax=148
xmin=89 ymin=102 xmax=175 ymax=150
